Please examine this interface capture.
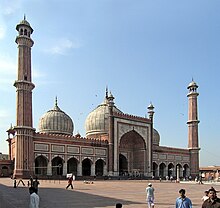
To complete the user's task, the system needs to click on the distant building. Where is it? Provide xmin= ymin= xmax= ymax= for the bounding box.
xmin=200 ymin=166 xmax=220 ymax=181
xmin=0 ymin=153 xmax=12 ymax=177
xmin=5 ymin=17 xmax=200 ymax=179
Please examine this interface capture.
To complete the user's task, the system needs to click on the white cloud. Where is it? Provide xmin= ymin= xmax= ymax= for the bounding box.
xmin=0 ymin=55 xmax=16 ymax=76
xmin=33 ymin=68 xmax=46 ymax=78
xmin=0 ymin=25 xmax=6 ymax=39
xmin=45 ymin=38 xmax=82 ymax=55
xmin=0 ymin=109 xmax=11 ymax=119
xmin=0 ymin=0 xmax=22 ymax=15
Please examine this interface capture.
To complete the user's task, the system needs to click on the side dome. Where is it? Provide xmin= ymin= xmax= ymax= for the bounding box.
xmin=38 ymin=99 xmax=73 ymax=135
xmin=85 ymin=92 xmax=122 ymax=138
xmin=153 ymin=128 xmax=160 ymax=146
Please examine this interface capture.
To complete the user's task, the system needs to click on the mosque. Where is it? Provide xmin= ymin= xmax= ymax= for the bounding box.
xmin=4 ymin=17 xmax=200 ymax=179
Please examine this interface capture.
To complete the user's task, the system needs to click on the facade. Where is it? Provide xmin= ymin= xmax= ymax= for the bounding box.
xmin=6 ymin=17 xmax=200 ymax=179
xmin=199 ymin=166 xmax=220 ymax=181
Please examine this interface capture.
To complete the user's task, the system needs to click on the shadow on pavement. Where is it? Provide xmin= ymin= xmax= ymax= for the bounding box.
xmin=0 ymin=183 xmax=143 ymax=208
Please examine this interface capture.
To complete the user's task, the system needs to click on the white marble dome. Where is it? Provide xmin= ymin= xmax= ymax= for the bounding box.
xmin=38 ymin=99 xmax=73 ymax=135
xmin=153 ymin=128 xmax=160 ymax=146
xmin=85 ymin=96 xmax=122 ymax=137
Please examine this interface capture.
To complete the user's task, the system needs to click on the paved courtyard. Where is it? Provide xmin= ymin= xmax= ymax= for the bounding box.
xmin=0 ymin=178 xmax=219 ymax=208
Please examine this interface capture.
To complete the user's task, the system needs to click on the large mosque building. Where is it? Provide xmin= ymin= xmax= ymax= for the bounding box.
xmin=5 ymin=17 xmax=200 ymax=179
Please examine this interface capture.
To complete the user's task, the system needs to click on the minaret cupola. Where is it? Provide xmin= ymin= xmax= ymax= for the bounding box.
xmin=16 ymin=15 xmax=34 ymax=38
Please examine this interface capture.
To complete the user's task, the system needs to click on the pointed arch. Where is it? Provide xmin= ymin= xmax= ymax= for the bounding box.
xmin=176 ymin=164 xmax=183 ymax=178
xmin=67 ymin=157 xmax=78 ymax=176
xmin=168 ymin=163 xmax=174 ymax=177
xmin=82 ymin=158 xmax=92 ymax=176
xmin=153 ymin=162 xmax=158 ymax=178
xmin=35 ymin=155 xmax=48 ymax=175
xmin=119 ymin=130 xmax=146 ymax=175
xmin=1 ymin=166 xmax=9 ymax=176
xmin=183 ymin=164 xmax=190 ymax=178
xmin=159 ymin=163 xmax=166 ymax=178
xmin=51 ymin=156 xmax=63 ymax=176
xmin=95 ymin=159 xmax=105 ymax=176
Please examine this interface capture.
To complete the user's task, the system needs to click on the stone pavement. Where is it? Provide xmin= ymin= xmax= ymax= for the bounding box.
xmin=0 ymin=178 xmax=219 ymax=208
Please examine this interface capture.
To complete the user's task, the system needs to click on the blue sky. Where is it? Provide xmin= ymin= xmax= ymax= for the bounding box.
xmin=0 ymin=0 xmax=219 ymax=166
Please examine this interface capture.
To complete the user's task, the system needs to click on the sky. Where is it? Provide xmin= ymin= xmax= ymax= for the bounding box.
xmin=0 ymin=0 xmax=219 ymax=167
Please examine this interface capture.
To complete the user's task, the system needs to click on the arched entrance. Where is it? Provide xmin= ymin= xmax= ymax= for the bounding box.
xmin=35 ymin=155 xmax=48 ymax=175
xmin=119 ymin=130 xmax=146 ymax=176
xmin=67 ymin=157 xmax=78 ymax=176
xmin=82 ymin=158 xmax=92 ymax=176
xmin=183 ymin=164 xmax=190 ymax=179
xmin=153 ymin=162 xmax=158 ymax=178
xmin=168 ymin=163 xmax=174 ymax=178
xmin=95 ymin=159 xmax=104 ymax=176
xmin=159 ymin=163 xmax=166 ymax=178
xmin=119 ymin=154 xmax=128 ymax=176
xmin=1 ymin=166 xmax=9 ymax=177
xmin=176 ymin=164 xmax=183 ymax=178
xmin=52 ymin=157 xmax=63 ymax=175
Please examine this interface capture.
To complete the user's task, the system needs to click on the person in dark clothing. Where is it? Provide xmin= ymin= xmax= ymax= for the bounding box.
xmin=66 ymin=175 xmax=74 ymax=189
xmin=33 ymin=177 xmax=40 ymax=194
xmin=202 ymin=188 xmax=220 ymax=208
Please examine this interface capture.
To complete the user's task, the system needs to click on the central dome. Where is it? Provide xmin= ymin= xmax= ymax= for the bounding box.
xmin=85 ymin=92 xmax=122 ymax=138
xmin=38 ymin=99 xmax=73 ymax=135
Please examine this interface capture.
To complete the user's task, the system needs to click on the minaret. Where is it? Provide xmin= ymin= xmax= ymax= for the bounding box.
xmin=108 ymin=91 xmax=115 ymax=176
xmin=187 ymin=80 xmax=200 ymax=178
xmin=13 ymin=16 xmax=35 ymax=178
xmin=148 ymin=103 xmax=154 ymax=176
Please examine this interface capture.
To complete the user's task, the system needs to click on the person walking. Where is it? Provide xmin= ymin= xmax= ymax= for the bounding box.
xmin=202 ymin=187 xmax=220 ymax=207
xmin=146 ymin=183 xmax=155 ymax=208
xmin=29 ymin=187 xmax=39 ymax=208
xmin=33 ymin=177 xmax=40 ymax=194
xmin=66 ymin=174 xmax=74 ymax=189
xmin=175 ymin=189 xmax=192 ymax=208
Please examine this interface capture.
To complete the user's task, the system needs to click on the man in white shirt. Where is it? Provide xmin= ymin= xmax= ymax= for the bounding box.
xmin=146 ymin=183 xmax=155 ymax=208
xmin=29 ymin=187 xmax=39 ymax=208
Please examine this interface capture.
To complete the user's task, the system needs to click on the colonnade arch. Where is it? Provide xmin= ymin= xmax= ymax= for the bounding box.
xmin=52 ymin=156 xmax=63 ymax=175
xmin=35 ymin=155 xmax=48 ymax=175
xmin=34 ymin=156 xmax=106 ymax=177
xmin=153 ymin=162 xmax=190 ymax=179
xmin=153 ymin=162 xmax=158 ymax=177
xmin=1 ymin=166 xmax=9 ymax=176
xmin=159 ymin=163 xmax=166 ymax=177
xmin=168 ymin=163 xmax=175 ymax=177
xmin=67 ymin=157 xmax=78 ymax=176
xmin=95 ymin=159 xmax=105 ymax=176
xmin=183 ymin=164 xmax=190 ymax=178
xmin=82 ymin=158 xmax=92 ymax=176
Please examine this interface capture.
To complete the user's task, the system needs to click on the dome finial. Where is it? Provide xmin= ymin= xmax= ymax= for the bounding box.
xmin=105 ymin=86 xmax=108 ymax=98
xmin=53 ymin=96 xmax=61 ymax=110
xmin=24 ymin=14 xmax=26 ymax=20
xmin=55 ymin=96 xmax=58 ymax=107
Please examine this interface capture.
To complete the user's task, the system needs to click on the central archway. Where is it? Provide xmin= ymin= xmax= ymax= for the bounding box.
xmin=119 ymin=130 xmax=146 ymax=176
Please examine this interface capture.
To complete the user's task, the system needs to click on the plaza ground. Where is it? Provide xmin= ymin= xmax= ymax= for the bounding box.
xmin=0 ymin=178 xmax=219 ymax=208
